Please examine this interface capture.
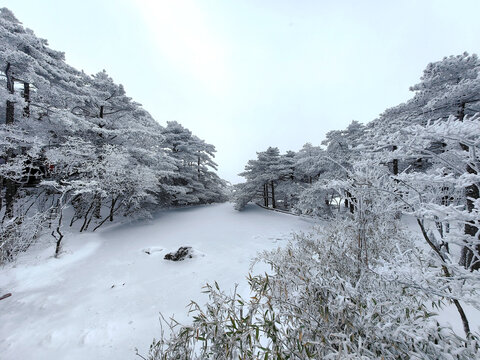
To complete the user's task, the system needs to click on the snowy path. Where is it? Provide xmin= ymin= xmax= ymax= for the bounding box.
xmin=0 ymin=203 xmax=316 ymax=360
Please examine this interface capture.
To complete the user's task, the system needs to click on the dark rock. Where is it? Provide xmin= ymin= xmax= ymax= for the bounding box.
xmin=164 ymin=247 xmax=193 ymax=261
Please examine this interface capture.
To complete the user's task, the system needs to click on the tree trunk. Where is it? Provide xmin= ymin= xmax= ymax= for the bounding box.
xmin=271 ymin=181 xmax=276 ymax=209
xmin=197 ymin=152 xmax=201 ymax=181
xmin=23 ymin=82 xmax=30 ymax=117
xmin=6 ymin=100 xmax=14 ymax=124
xmin=69 ymin=194 xmax=82 ymax=227
xmin=263 ymin=184 xmax=266 ymax=206
xmin=80 ymin=201 xmax=95 ymax=232
xmin=458 ymin=102 xmax=480 ymax=271
xmin=3 ymin=62 xmax=17 ymax=219
xmin=264 ymin=183 xmax=269 ymax=207
xmin=93 ymin=198 xmax=122 ymax=231
xmin=0 ymin=177 xmax=3 ymax=212
xmin=99 ymin=105 xmax=104 ymax=119
xmin=93 ymin=193 xmax=101 ymax=219
xmin=3 ymin=180 xmax=17 ymax=220
xmin=345 ymin=191 xmax=354 ymax=214
xmin=109 ymin=196 xmax=118 ymax=222
xmin=416 ymin=219 xmax=471 ymax=336
xmin=460 ymin=170 xmax=480 ymax=271
xmin=5 ymin=62 xmax=14 ymax=124
xmin=54 ymin=206 xmax=64 ymax=258
xmin=392 ymin=145 xmax=398 ymax=175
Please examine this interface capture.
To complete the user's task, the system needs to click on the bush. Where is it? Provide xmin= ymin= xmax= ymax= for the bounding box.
xmin=145 ymin=218 xmax=479 ymax=359
xmin=0 ymin=212 xmax=45 ymax=264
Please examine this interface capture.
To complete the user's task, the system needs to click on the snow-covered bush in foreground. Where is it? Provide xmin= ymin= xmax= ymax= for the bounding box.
xmin=145 ymin=218 xmax=479 ymax=359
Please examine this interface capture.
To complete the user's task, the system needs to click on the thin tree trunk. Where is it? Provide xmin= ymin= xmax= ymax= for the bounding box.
xmin=263 ymin=184 xmax=266 ymax=206
xmin=69 ymin=195 xmax=82 ymax=227
xmin=345 ymin=191 xmax=354 ymax=214
xmin=3 ymin=179 xmax=17 ymax=220
xmin=436 ymin=186 xmax=451 ymax=252
xmin=0 ymin=176 xmax=3 ymax=212
xmin=47 ymin=195 xmax=56 ymax=228
xmin=5 ymin=62 xmax=14 ymax=124
xmin=23 ymin=82 xmax=30 ymax=117
xmin=458 ymin=102 xmax=480 ymax=271
xmin=85 ymin=212 xmax=94 ymax=231
xmin=93 ymin=199 xmax=122 ymax=231
xmin=109 ymin=196 xmax=118 ymax=222
xmin=392 ymin=145 xmax=398 ymax=175
xmin=197 ymin=152 xmax=201 ymax=181
xmin=416 ymin=219 xmax=471 ymax=336
xmin=271 ymin=181 xmax=276 ymax=209
xmin=264 ymin=183 xmax=269 ymax=207
xmin=460 ymin=176 xmax=480 ymax=271
xmin=6 ymin=100 xmax=14 ymax=124
xmin=80 ymin=201 xmax=95 ymax=232
xmin=92 ymin=193 xmax=101 ymax=219
xmin=3 ymin=62 xmax=17 ymax=219
xmin=54 ymin=206 xmax=64 ymax=258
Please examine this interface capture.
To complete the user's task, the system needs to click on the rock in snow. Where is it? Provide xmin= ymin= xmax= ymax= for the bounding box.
xmin=164 ymin=246 xmax=194 ymax=261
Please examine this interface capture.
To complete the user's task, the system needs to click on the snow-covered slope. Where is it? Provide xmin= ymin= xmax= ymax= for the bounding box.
xmin=0 ymin=203 xmax=316 ymax=360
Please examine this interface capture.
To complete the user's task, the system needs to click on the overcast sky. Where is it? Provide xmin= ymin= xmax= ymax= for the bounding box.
xmin=3 ymin=0 xmax=480 ymax=183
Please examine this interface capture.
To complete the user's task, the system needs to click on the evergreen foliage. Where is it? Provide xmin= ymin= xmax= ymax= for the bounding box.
xmin=0 ymin=8 xmax=226 ymax=262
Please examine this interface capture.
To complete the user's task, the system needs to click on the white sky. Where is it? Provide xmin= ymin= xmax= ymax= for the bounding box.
xmin=3 ymin=0 xmax=480 ymax=183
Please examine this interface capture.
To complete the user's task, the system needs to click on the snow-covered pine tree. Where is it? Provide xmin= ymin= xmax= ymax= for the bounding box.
xmin=0 ymin=8 xmax=226 ymax=261
xmin=160 ymin=121 xmax=226 ymax=206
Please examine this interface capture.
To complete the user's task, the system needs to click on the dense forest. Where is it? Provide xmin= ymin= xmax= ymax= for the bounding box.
xmin=0 ymin=8 xmax=227 ymax=263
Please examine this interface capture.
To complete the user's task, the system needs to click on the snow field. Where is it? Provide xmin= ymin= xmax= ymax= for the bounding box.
xmin=0 ymin=203 xmax=315 ymax=360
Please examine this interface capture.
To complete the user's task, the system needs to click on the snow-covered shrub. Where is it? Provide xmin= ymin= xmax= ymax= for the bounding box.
xmin=0 ymin=212 xmax=45 ymax=264
xmin=146 ymin=220 xmax=479 ymax=359
xmin=294 ymin=182 xmax=334 ymax=218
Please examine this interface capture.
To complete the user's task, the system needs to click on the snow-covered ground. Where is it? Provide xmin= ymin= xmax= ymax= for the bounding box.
xmin=1 ymin=203 xmax=479 ymax=359
xmin=0 ymin=203 xmax=316 ymax=360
